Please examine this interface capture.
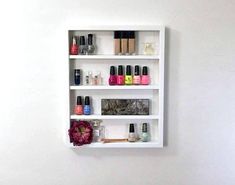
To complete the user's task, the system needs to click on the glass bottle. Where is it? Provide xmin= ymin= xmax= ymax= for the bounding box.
xmin=92 ymin=120 xmax=105 ymax=142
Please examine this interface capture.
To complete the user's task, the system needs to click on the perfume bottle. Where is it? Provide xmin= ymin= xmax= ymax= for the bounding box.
xmin=117 ymin=65 xmax=124 ymax=85
xmin=84 ymin=96 xmax=91 ymax=115
xmin=133 ymin=65 xmax=141 ymax=85
xmin=141 ymin=66 xmax=150 ymax=85
xmin=70 ymin=36 xmax=79 ymax=55
xmin=144 ymin=43 xmax=155 ymax=55
xmin=125 ymin=65 xmax=132 ymax=85
xmin=109 ymin=66 xmax=117 ymax=85
xmin=79 ymin=36 xmax=87 ymax=55
xmin=87 ymin=34 xmax=95 ymax=55
xmin=74 ymin=96 xmax=83 ymax=115
xmin=128 ymin=123 xmax=136 ymax=142
xmin=74 ymin=69 xmax=81 ymax=85
xmin=141 ymin=123 xmax=149 ymax=142
xmin=92 ymin=120 xmax=105 ymax=142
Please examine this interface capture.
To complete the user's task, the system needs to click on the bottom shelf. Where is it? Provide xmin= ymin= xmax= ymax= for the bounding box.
xmin=68 ymin=141 xmax=162 ymax=148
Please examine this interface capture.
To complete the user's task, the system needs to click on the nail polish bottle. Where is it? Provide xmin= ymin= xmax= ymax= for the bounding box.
xmin=141 ymin=123 xmax=149 ymax=142
xmin=133 ymin=65 xmax=141 ymax=85
xmin=114 ymin=31 xmax=121 ymax=55
xmin=74 ymin=96 xmax=83 ymax=115
xmin=74 ymin=69 xmax=81 ymax=85
xmin=128 ymin=123 xmax=136 ymax=142
xmin=141 ymin=66 xmax=150 ymax=85
xmin=79 ymin=36 xmax=87 ymax=55
xmin=84 ymin=96 xmax=91 ymax=115
xmin=117 ymin=65 xmax=125 ymax=85
xmin=109 ymin=66 xmax=117 ymax=85
xmin=125 ymin=65 xmax=132 ymax=85
xmin=121 ymin=31 xmax=128 ymax=55
xmin=70 ymin=36 xmax=79 ymax=55
xmin=128 ymin=31 xmax=135 ymax=55
xmin=87 ymin=34 xmax=95 ymax=55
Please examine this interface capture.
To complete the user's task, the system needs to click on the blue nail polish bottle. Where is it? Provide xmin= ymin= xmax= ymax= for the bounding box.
xmin=84 ymin=96 xmax=91 ymax=115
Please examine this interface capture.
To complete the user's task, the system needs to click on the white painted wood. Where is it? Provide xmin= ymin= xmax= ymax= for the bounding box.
xmin=67 ymin=25 xmax=165 ymax=148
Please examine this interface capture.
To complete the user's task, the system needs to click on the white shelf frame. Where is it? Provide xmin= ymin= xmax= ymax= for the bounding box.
xmin=66 ymin=25 xmax=165 ymax=149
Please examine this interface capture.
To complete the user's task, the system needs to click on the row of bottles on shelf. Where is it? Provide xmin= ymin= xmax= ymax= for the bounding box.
xmin=90 ymin=120 xmax=150 ymax=143
xmin=70 ymin=31 xmax=156 ymax=56
xmin=74 ymin=65 xmax=150 ymax=86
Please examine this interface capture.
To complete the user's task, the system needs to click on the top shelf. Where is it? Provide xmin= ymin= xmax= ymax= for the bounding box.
xmin=69 ymin=55 xmax=160 ymax=60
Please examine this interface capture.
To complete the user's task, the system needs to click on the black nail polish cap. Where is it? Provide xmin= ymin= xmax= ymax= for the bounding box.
xmin=77 ymin=96 xmax=82 ymax=105
xmin=118 ymin=65 xmax=123 ymax=75
xmin=129 ymin=123 xmax=135 ymax=133
xmin=84 ymin=96 xmax=90 ymax=105
xmin=142 ymin=123 xmax=148 ymax=132
xmin=114 ymin=31 xmax=121 ymax=39
xmin=74 ymin=69 xmax=80 ymax=74
xmin=80 ymin=36 xmax=85 ymax=45
xmin=142 ymin=66 xmax=148 ymax=75
xmin=134 ymin=65 xmax=140 ymax=76
xmin=88 ymin=34 xmax=93 ymax=45
xmin=126 ymin=65 xmax=132 ymax=75
xmin=110 ymin=66 xmax=116 ymax=75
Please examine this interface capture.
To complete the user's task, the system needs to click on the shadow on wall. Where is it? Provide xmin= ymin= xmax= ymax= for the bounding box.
xmin=70 ymin=27 xmax=182 ymax=158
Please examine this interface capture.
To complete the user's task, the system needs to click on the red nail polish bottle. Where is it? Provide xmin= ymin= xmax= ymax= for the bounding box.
xmin=109 ymin=66 xmax=117 ymax=85
xmin=117 ymin=65 xmax=124 ymax=85
xmin=74 ymin=96 xmax=83 ymax=115
xmin=133 ymin=65 xmax=141 ymax=85
xmin=70 ymin=36 xmax=79 ymax=55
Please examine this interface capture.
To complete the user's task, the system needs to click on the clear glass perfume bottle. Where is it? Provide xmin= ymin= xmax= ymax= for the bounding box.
xmin=143 ymin=43 xmax=155 ymax=55
xmin=92 ymin=120 xmax=105 ymax=142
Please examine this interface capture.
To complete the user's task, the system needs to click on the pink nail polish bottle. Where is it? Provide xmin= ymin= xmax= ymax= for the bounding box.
xmin=117 ymin=65 xmax=125 ymax=85
xmin=74 ymin=96 xmax=83 ymax=115
xmin=141 ymin=66 xmax=150 ymax=85
xmin=133 ymin=65 xmax=141 ymax=85
xmin=109 ymin=66 xmax=117 ymax=85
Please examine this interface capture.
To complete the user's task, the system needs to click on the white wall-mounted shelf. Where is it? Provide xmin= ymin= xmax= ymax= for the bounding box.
xmin=66 ymin=25 xmax=165 ymax=149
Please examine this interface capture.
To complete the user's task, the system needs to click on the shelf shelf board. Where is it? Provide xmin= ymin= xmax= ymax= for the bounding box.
xmin=68 ymin=141 xmax=162 ymax=148
xmin=70 ymin=85 xmax=159 ymax=90
xmin=70 ymin=115 xmax=159 ymax=120
xmin=69 ymin=55 xmax=159 ymax=60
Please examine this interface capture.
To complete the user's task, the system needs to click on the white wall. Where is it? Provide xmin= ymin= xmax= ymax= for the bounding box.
xmin=0 ymin=0 xmax=235 ymax=185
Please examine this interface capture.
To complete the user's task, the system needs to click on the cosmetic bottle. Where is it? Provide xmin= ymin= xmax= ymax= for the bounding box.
xmin=85 ymin=72 xmax=89 ymax=85
xmin=87 ymin=34 xmax=95 ymax=55
xmin=141 ymin=66 xmax=150 ymax=85
xmin=109 ymin=66 xmax=117 ymax=85
xmin=128 ymin=123 xmax=136 ymax=142
xmin=84 ymin=96 xmax=91 ymax=115
xmin=79 ymin=36 xmax=87 ymax=55
xmin=125 ymin=65 xmax=132 ymax=85
xmin=121 ymin=31 xmax=128 ymax=55
xmin=74 ymin=69 xmax=81 ymax=85
xmin=128 ymin=31 xmax=135 ymax=55
xmin=74 ymin=96 xmax=83 ymax=115
xmin=141 ymin=123 xmax=149 ymax=142
xmin=97 ymin=71 xmax=102 ymax=85
xmin=133 ymin=65 xmax=141 ymax=85
xmin=70 ymin=36 xmax=79 ymax=55
xmin=88 ymin=71 xmax=93 ymax=85
xmin=117 ymin=65 xmax=125 ymax=85
xmin=92 ymin=120 xmax=105 ymax=142
xmin=114 ymin=31 xmax=121 ymax=55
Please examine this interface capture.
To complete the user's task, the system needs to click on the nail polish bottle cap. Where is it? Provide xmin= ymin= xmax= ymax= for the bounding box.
xmin=142 ymin=123 xmax=148 ymax=132
xmin=80 ymin=36 xmax=85 ymax=45
xmin=88 ymin=34 xmax=93 ymax=45
xmin=84 ymin=96 xmax=90 ymax=105
xmin=129 ymin=123 xmax=135 ymax=133
xmin=134 ymin=65 xmax=140 ymax=75
xmin=110 ymin=66 xmax=116 ymax=75
xmin=126 ymin=65 xmax=132 ymax=75
xmin=142 ymin=66 xmax=148 ymax=75
xmin=121 ymin=31 xmax=128 ymax=39
xmin=118 ymin=65 xmax=123 ymax=75
xmin=114 ymin=31 xmax=121 ymax=39
xmin=128 ymin=31 xmax=135 ymax=39
xmin=77 ymin=96 xmax=82 ymax=105
xmin=74 ymin=69 xmax=80 ymax=75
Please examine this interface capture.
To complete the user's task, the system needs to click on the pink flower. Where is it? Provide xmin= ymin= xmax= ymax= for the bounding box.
xmin=68 ymin=120 xmax=93 ymax=146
